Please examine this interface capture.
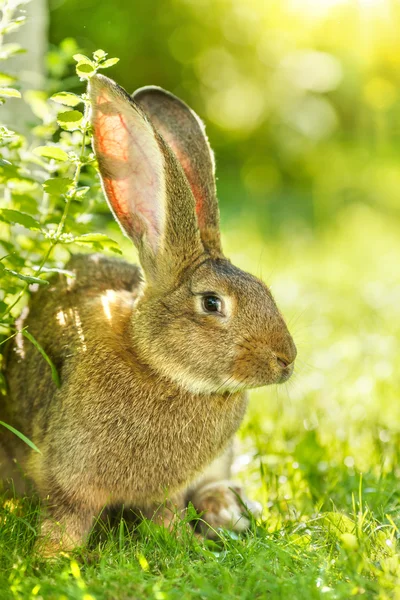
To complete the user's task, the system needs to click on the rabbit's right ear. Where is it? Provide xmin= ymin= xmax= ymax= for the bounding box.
xmin=133 ymin=86 xmax=222 ymax=256
xmin=89 ymin=75 xmax=203 ymax=282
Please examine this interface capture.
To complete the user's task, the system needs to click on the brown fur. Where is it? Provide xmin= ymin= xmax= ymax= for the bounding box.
xmin=0 ymin=75 xmax=296 ymax=554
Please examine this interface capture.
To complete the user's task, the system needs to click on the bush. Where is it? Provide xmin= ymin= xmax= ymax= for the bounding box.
xmin=0 ymin=0 xmax=120 ymax=394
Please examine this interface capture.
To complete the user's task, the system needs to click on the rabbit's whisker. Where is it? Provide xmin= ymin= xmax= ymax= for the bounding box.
xmin=287 ymin=307 xmax=308 ymax=329
xmin=213 ymin=375 xmax=235 ymax=395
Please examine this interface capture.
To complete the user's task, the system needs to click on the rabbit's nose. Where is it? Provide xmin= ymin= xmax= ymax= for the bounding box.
xmin=276 ymin=356 xmax=291 ymax=369
xmin=276 ymin=341 xmax=297 ymax=369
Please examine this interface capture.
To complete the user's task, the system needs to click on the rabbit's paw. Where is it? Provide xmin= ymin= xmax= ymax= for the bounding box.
xmin=191 ymin=480 xmax=262 ymax=538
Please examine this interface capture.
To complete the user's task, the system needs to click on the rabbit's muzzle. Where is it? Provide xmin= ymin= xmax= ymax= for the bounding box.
xmin=233 ymin=329 xmax=297 ymax=389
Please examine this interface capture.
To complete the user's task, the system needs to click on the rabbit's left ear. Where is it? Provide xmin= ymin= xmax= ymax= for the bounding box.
xmin=133 ymin=86 xmax=222 ymax=256
xmin=89 ymin=74 xmax=204 ymax=284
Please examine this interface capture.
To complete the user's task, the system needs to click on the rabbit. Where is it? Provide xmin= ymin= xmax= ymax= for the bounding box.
xmin=0 ymin=74 xmax=296 ymax=555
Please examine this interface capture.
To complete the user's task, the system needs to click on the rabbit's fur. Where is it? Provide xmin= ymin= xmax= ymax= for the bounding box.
xmin=1 ymin=75 xmax=296 ymax=554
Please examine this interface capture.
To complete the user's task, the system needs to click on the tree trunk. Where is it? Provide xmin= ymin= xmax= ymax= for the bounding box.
xmin=2 ymin=0 xmax=48 ymax=133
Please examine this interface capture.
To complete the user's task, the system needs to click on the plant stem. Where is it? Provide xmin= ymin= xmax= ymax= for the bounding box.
xmin=1 ymin=101 xmax=91 ymax=319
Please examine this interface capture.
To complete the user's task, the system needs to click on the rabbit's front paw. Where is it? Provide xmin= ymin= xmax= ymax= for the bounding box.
xmin=191 ymin=480 xmax=262 ymax=538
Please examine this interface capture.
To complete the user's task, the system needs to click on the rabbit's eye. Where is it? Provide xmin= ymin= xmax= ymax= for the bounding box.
xmin=202 ymin=294 xmax=222 ymax=313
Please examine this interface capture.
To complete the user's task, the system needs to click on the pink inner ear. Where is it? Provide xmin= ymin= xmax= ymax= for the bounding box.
xmin=92 ymin=88 xmax=165 ymax=252
xmin=95 ymin=101 xmax=135 ymax=233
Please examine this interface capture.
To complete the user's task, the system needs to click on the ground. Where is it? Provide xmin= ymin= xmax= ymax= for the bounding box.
xmin=1 ymin=205 xmax=399 ymax=599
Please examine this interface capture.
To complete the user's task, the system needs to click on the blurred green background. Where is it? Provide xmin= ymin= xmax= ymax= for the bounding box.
xmin=48 ymin=0 xmax=400 ymax=234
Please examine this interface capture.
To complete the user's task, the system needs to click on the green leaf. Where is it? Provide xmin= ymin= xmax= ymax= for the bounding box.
xmin=0 ymin=240 xmax=15 ymax=254
xmin=75 ymin=186 xmax=90 ymax=199
xmin=71 ymin=233 xmax=122 ymax=254
xmin=2 ymin=267 xmax=48 ymax=285
xmin=72 ymin=233 xmax=114 ymax=243
xmin=0 ymin=87 xmax=21 ymax=98
xmin=73 ymin=53 xmax=93 ymax=65
xmin=76 ymin=62 xmax=95 ymax=78
xmin=33 ymin=146 xmax=69 ymax=161
xmin=38 ymin=267 xmax=75 ymax=277
xmin=98 ymin=57 xmax=120 ymax=69
xmin=24 ymin=90 xmax=52 ymax=121
xmin=31 ymin=123 xmax=58 ymax=139
xmin=72 ymin=233 xmax=119 ymax=246
xmin=7 ymin=177 xmax=38 ymax=193
xmin=0 ymin=43 xmax=24 ymax=60
xmin=93 ymin=49 xmax=107 ymax=60
xmin=0 ymin=72 xmax=16 ymax=86
xmin=51 ymin=91 xmax=82 ymax=107
xmin=108 ymin=246 xmax=123 ymax=255
xmin=2 ymin=252 xmax=24 ymax=268
xmin=57 ymin=110 xmax=83 ymax=124
xmin=43 ymin=177 xmax=73 ymax=195
xmin=22 ymin=330 xmax=61 ymax=388
xmin=0 ymin=421 xmax=41 ymax=453
xmin=0 ymin=209 xmax=41 ymax=231
xmin=0 ymin=127 xmax=15 ymax=141
xmin=1 ymin=17 xmax=26 ymax=35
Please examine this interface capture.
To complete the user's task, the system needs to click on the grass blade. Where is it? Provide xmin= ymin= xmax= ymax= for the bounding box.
xmin=22 ymin=329 xmax=61 ymax=388
xmin=0 ymin=421 xmax=41 ymax=453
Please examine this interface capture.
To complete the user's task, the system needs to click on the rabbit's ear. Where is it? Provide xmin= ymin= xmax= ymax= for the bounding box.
xmin=133 ymin=86 xmax=222 ymax=256
xmin=89 ymin=75 xmax=203 ymax=281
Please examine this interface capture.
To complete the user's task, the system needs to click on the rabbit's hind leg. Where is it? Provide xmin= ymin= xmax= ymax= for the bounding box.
xmin=140 ymin=491 xmax=186 ymax=532
xmin=187 ymin=444 xmax=262 ymax=538
xmin=35 ymin=502 xmax=96 ymax=558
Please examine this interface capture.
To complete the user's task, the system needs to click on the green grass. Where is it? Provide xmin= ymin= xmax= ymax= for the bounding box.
xmin=1 ymin=206 xmax=400 ymax=599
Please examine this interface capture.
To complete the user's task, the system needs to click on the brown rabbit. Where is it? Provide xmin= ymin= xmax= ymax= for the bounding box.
xmin=0 ymin=74 xmax=296 ymax=555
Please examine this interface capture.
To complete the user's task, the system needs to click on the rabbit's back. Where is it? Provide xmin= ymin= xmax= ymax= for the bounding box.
xmin=2 ymin=254 xmax=142 ymax=450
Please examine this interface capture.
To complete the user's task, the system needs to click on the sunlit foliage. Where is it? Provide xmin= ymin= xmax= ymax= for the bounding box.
xmin=0 ymin=0 xmax=123 ymax=391
xmin=49 ymin=0 xmax=400 ymax=231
